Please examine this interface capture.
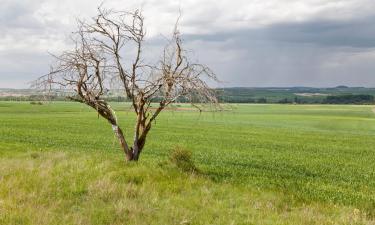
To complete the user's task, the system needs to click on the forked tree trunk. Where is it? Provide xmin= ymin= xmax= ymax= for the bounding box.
xmin=112 ymin=124 xmax=135 ymax=161
xmin=110 ymin=105 xmax=152 ymax=161
xmin=111 ymin=124 xmax=148 ymax=161
xmin=132 ymin=144 xmax=140 ymax=161
xmin=132 ymin=123 xmax=151 ymax=161
xmin=131 ymin=136 xmax=147 ymax=161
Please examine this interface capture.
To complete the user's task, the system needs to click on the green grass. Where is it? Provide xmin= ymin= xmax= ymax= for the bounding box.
xmin=1 ymin=101 xmax=375 ymax=224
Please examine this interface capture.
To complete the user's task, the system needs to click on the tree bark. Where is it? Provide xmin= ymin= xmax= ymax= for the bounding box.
xmin=132 ymin=144 xmax=140 ymax=161
xmin=131 ymin=123 xmax=151 ymax=161
xmin=112 ymin=124 xmax=134 ymax=161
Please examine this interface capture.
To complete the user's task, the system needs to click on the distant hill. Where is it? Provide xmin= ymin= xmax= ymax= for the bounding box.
xmin=1 ymin=87 xmax=375 ymax=104
xmin=216 ymin=87 xmax=375 ymax=104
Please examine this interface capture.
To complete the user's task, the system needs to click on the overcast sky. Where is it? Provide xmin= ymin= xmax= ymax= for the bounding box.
xmin=1 ymin=0 xmax=375 ymax=88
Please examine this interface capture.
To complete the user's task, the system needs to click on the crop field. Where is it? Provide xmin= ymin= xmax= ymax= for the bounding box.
xmin=1 ymin=101 xmax=375 ymax=224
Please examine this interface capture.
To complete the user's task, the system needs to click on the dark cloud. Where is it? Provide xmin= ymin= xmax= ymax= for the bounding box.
xmin=176 ymin=15 xmax=375 ymax=87
xmin=186 ymin=16 xmax=375 ymax=48
xmin=264 ymin=18 xmax=375 ymax=48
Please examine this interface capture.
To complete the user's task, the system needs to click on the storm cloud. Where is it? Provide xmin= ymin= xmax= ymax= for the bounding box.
xmin=1 ymin=0 xmax=375 ymax=88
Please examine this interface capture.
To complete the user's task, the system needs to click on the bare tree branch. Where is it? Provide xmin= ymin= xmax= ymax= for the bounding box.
xmin=34 ymin=6 xmax=219 ymax=161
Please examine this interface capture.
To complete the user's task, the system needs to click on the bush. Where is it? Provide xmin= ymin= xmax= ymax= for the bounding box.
xmin=169 ymin=147 xmax=197 ymax=173
xmin=30 ymin=101 xmax=43 ymax=105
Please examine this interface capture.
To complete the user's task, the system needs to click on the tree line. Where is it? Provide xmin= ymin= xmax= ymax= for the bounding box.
xmin=2 ymin=93 xmax=374 ymax=105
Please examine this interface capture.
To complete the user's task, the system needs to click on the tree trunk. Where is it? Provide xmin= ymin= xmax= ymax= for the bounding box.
xmin=131 ymin=125 xmax=150 ymax=161
xmin=112 ymin=124 xmax=134 ymax=161
xmin=132 ymin=144 xmax=140 ymax=161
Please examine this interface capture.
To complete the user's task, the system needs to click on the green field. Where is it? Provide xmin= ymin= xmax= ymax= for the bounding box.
xmin=1 ymin=102 xmax=375 ymax=224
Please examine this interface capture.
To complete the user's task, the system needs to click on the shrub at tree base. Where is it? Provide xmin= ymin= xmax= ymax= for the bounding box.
xmin=169 ymin=147 xmax=198 ymax=173
xmin=30 ymin=101 xmax=43 ymax=105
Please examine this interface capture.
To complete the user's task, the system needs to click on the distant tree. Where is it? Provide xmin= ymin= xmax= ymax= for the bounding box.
xmin=323 ymin=94 xmax=374 ymax=104
xmin=278 ymin=98 xmax=291 ymax=104
xmin=257 ymin=97 xmax=267 ymax=103
xmin=294 ymin=97 xmax=302 ymax=104
xmin=34 ymin=7 xmax=218 ymax=161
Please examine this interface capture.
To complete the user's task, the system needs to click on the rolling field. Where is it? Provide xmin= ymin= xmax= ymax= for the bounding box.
xmin=1 ymin=102 xmax=375 ymax=224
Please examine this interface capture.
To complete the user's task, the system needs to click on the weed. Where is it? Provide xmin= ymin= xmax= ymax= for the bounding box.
xmin=169 ymin=146 xmax=198 ymax=173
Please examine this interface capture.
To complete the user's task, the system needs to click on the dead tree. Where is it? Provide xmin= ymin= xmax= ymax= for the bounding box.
xmin=35 ymin=7 xmax=218 ymax=161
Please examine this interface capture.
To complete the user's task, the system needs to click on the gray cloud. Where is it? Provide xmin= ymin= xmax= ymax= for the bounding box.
xmin=186 ymin=16 xmax=375 ymax=48
xmin=182 ymin=15 xmax=375 ymax=87
xmin=1 ymin=0 xmax=375 ymax=88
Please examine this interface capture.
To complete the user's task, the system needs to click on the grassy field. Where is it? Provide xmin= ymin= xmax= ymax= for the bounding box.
xmin=1 ymin=102 xmax=375 ymax=224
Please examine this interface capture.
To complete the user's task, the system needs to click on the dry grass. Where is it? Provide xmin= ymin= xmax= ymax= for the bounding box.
xmin=0 ymin=150 xmax=374 ymax=225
